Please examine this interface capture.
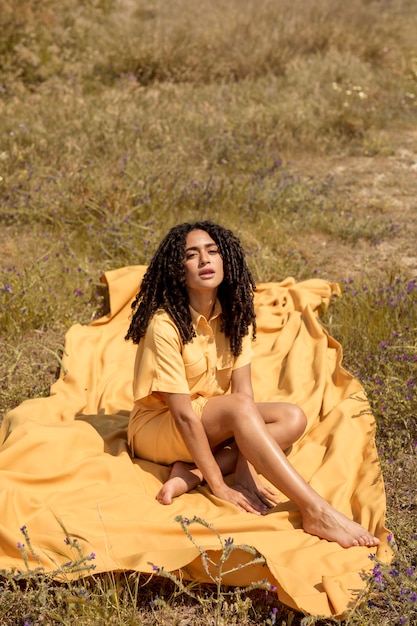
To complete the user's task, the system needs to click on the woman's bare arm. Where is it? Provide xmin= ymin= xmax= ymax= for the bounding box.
xmin=164 ymin=393 xmax=225 ymax=490
xmin=230 ymin=363 xmax=254 ymax=397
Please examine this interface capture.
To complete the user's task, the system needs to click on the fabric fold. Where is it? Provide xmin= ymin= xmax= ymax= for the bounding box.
xmin=0 ymin=266 xmax=391 ymax=617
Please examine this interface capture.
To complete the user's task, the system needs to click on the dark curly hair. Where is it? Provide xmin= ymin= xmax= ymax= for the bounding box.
xmin=125 ymin=221 xmax=256 ymax=356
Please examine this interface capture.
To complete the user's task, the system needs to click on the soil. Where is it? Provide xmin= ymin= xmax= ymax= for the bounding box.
xmin=289 ymin=128 xmax=417 ymax=281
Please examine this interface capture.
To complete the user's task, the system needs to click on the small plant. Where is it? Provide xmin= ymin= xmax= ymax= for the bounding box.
xmin=359 ymin=534 xmax=417 ymax=625
xmin=148 ymin=515 xmax=277 ymax=626
xmin=0 ymin=522 xmax=97 ymax=625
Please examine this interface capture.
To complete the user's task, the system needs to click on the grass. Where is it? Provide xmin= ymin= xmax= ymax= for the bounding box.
xmin=1 ymin=0 xmax=417 ymax=623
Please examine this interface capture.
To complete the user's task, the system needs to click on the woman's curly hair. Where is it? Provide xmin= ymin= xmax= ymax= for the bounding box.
xmin=125 ymin=221 xmax=256 ymax=356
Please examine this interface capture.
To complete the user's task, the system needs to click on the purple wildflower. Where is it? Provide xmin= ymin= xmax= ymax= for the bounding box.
xmin=372 ymin=564 xmax=383 ymax=585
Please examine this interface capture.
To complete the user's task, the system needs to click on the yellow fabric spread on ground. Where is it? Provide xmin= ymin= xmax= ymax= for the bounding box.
xmin=0 ymin=266 xmax=392 ymax=617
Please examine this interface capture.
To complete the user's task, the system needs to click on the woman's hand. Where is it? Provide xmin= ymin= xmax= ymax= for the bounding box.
xmin=232 ymin=453 xmax=281 ymax=514
xmin=210 ymin=482 xmax=271 ymax=515
xmin=232 ymin=482 xmax=280 ymax=514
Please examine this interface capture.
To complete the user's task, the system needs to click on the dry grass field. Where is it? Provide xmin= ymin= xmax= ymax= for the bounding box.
xmin=0 ymin=0 xmax=416 ymax=623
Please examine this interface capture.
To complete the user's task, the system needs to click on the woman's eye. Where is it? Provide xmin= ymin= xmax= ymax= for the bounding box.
xmin=209 ymin=249 xmax=218 ymax=255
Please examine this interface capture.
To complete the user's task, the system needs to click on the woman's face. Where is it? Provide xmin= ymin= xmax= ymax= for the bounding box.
xmin=183 ymin=229 xmax=224 ymax=294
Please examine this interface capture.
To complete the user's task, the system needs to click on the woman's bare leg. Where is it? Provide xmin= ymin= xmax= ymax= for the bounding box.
xmin=200 ymin=393 xmax=379 ymax=548
xmin=156 ymin=461 xmax=202 ymax=504
xmin=158 ymin=401 xmax=305 ymax=506
xmin=256 ymin=401 xmax=307 ymax=450
xmin=231 ymin=401 xmax=305 ymax=509
xmin=157 ymin=445 xmax=238 ymax=504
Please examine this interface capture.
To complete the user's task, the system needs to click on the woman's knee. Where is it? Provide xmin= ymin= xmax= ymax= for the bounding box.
xmin=287 ymin=405 xmax=307 ymax=442
xmin=227 ymin=392 xmax=260 ymax=425
xmin=202 ymin=393 xmax=260 ymax=438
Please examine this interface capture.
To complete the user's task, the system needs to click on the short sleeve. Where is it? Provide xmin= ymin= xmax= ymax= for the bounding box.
xmin=132 ymin=312 xmax=190 ymax=402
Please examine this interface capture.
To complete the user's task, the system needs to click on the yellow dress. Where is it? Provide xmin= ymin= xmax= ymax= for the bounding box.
xmin=127 ymin=300 xmax=252 ymax=464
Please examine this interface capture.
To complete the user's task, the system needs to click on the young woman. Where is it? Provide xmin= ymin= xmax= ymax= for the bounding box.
xmin=126 ymin=221 xmax=379 ymax=548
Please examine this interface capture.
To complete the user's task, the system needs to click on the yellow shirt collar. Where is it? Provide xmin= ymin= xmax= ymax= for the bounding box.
xmin=189 ymin=299 xmax=222 ymax=326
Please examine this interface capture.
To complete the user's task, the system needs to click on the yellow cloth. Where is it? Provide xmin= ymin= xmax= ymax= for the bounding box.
xmin=128 ymin=300 xmax=253 ymax=463
xmin=0 ymin=266 xmax=392 ymax=618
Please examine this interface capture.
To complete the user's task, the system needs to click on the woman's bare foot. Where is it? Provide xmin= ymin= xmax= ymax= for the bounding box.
xmin=156 ymin=461 xmax=202 ymax=505
xmin=302 ymin=502 xmax=380 ymax=548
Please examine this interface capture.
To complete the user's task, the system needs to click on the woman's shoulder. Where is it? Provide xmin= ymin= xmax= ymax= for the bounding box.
xmin=147 ymin=308 xmax=181 ymax=338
